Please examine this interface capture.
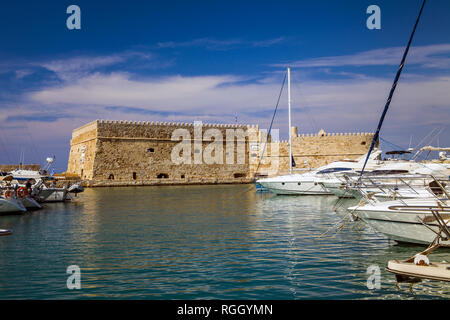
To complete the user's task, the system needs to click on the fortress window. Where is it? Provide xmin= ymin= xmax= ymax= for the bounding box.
xmin=181 ymin=174 xmax=185 ymax=179
xmin=157 ymin=173 xmax=169 ymax=179
xmin=361 ymin=141 xmax=366 ymax=145
xmin=108 ymin=174 xmax=115 ymax=180
xmin=133 ymin=172 xmax=137 ymax=180
xmin=233 ymin=173 xmax=246 ymax=178
xmin=147 ymin=148 xmax=155 ymax=153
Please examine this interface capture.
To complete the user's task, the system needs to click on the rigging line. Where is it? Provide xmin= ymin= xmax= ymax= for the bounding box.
xmin=427 ymin=126 xmax=445 ymax=147
xmin=411 ymin=127 xmax=437 ymax=157
xmin=360 ymin=0 xmax=427 ymax=178
xmin=412 ymin=126 xmax=444 ymax=160
xmin=379 ymin=137 xmax=405 ymax=151
xmin=253 ymin=71 xmax=287 ymax=181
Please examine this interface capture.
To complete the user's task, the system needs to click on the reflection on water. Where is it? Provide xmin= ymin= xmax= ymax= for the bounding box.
xmin=0 ymin=184 xmax=448 ymax=299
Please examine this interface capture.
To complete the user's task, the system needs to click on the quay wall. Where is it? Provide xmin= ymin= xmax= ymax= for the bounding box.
xmin=0 ymin=164 xmax=41 ymax=172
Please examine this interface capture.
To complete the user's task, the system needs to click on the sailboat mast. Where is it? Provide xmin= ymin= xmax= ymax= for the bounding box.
xmin=287 ymin=67 xmax=293 ymax=174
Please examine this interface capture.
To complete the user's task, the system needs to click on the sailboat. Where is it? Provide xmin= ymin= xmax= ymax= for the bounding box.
xmin=345 ymin=0 xmax=450 ymax=254
xmin=255 ymin=67 xmax=384 ymax=195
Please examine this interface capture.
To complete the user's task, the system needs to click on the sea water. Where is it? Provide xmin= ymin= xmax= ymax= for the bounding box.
xmin=0 ymin=184 xmax=448 ymax=299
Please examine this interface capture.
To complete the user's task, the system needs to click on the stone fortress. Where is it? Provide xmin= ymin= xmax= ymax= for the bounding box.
xmin=67 ymin=120 xmax=376 ymax=186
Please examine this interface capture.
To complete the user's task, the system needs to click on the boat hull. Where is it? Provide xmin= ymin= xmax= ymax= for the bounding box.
xmin=320 ymin=182 xmax=354 ymax=198
xmin=19 ymin=196 xmax=42 ymax=210
xmin=351 ymin=200 xmax=450 ymax=245
xmin=0 ymin=198 xmax=27 ymax=214
xmin=258 ymin=180 xmax=333 ymax=195
xmin=37 ymin=188 xmax=69 ymax=203
xmin=387 ymin=260 xmax=450 ymax=282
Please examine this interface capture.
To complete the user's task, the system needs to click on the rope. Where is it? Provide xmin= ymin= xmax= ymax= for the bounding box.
xmin=252 ymin=71 xmax=287 ymax=181
xmin=379 ymin=137 xmax=406 ymax=153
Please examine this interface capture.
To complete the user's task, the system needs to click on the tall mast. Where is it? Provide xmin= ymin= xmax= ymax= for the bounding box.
xmin=287 ymin=67 xmax=293 ymax=174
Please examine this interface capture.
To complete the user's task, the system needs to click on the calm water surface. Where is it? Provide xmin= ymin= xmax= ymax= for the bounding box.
xmin=0 ymin=184 xmax=449 ymax=299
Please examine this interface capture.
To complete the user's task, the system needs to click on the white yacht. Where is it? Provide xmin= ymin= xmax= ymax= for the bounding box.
xmin=348 ymin=197 xmax=450 ymax=246
xmin=321 ymin=161 xmax=449 ymax=199
xmin=257 ymin=149 xmax=383 ymax=195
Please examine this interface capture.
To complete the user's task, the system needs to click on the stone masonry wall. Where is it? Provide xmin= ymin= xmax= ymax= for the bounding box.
xmin=67 ymin=120 xmax=374 ymax=186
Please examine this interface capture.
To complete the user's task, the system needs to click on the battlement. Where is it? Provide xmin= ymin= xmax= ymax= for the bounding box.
xmin=71 ymin=119 xmax=260 ymax=141
xmin=297 ymin=132 xmax=373 ymax=137
xmin=96 ymin=119 xmax=256 ymax=129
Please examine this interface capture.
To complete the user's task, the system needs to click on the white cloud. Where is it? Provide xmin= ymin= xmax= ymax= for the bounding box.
xmin=156 ymin=37 xmax=286 ymax=50
xmin=37 ymin=51 xmax=154 ymax=80
xmin=2 ymin=45 xmax=450 ymax=169
xmin=27 ymin=71 xmax=450 ymax=135
xmin=275 ymin=44 xmax=450 ymax=68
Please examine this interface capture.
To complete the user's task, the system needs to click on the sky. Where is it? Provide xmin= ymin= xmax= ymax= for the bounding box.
xmin=0 ymin=0 xmax=449 ymax=171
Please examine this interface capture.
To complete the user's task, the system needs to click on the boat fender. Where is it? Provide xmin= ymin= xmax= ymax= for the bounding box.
xmin=414 ymin=254 xmax=430 ymax=266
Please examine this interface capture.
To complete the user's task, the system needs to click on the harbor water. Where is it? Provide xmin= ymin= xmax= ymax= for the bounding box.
xmin=0 ymin=184 xmax=449 ymax=299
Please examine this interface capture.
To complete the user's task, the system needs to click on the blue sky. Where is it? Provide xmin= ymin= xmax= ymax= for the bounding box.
xmin=0 ymin=0 xmax=449 ymax=171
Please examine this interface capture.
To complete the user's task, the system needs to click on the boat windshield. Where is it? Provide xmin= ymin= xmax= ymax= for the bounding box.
xmin=317 ymin=167 xmax=352 ymax=174
xmin=368 ymin=170 xmax=409 ymax=175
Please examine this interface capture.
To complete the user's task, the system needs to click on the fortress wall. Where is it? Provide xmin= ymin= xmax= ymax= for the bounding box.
xmin=96 ymin=120 xmax=252 ymax=140
xmin=68 ymin=120 xmax=259 ymax=183
xmin=67 ymin=120 xmax=374 ymax=185
xmin=92 ymin=139 xmax=249 ymax=182
xmin=250 ymin=131 xmax=375 ymax=176
xmin=67 ymin=121 xmax=99 ymax=179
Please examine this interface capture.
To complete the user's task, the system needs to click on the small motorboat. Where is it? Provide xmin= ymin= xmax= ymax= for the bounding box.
xmin=387 ymin=208 xmax=450 ymax=285
xmin=387 ymin=260 xmax=450 ymax=283
xmin=67 ymin=183 xmax=84 ymax=194
xmin=0 ymin=229 xmax=13 ymax=236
